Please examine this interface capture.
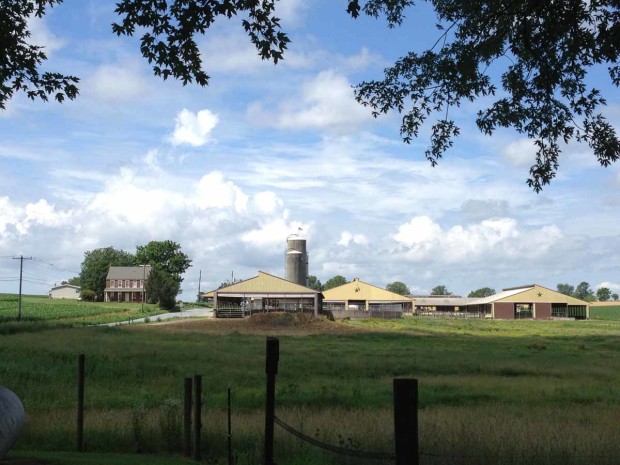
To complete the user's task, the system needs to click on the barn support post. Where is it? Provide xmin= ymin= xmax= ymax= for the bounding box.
xmin=193 ymin=375 xmax=202 ymax=460
xmin=393 ymin=378 xmax=418 ymax=465
xmin=183 ymin=377 xmax=192 ymax=457
xmin=76 ymin=354 xmax=85 ymax=452
xmin=264 ymin=337 xmax=279 ymax=465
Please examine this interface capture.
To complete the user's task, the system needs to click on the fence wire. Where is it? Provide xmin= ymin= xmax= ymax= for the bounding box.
xmin=273 ymin=415 xmax=395 ymax=461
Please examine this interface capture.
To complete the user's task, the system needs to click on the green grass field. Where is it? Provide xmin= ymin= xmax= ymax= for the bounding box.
xmin=1 ymin=300 xmax=620 ymax=464
xmin=0 ymin=294 xmax=165 ymax=330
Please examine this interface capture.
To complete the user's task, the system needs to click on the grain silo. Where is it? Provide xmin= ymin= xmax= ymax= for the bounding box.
xmin=285 ymin=236 xmax=308 ymax=286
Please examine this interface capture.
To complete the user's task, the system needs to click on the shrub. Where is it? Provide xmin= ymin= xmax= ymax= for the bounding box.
xmin=80 ymin=289 xmax=96 ymax=301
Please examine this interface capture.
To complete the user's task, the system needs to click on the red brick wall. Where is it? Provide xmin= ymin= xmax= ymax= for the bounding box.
xmin=535 ymin=302 xmax=551 ymax=320
xmin=494 ymin=302 xmax=515 ymax=319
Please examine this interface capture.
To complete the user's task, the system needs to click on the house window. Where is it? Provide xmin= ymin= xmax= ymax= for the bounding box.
xmin=124 ymin=280 xmax=129 ymax=288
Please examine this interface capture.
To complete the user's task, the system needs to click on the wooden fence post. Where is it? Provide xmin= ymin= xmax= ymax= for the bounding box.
xmin=228 ymin=387 xmax=233 ymax=465
xmin=193 ymin=375 xmax=202 ymax=460
xmin=393 ymin=378 xmax=418 ymax=465
xmin=264 ymin=337 xmax=279 ymax=465
xmin=183 ymin=377 xmax=192 ymax=457
xmin=77 ymin=354 xmax=85 ymax=452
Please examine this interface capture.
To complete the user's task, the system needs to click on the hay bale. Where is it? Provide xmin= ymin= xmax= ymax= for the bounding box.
xmin=0 ymin=386 xmax=25 ymax=459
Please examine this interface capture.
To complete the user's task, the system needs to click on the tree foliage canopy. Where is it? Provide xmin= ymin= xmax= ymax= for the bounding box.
xmin=323 ymin=275 xmax=348 ymax=291
xmin=135 ymin=240 xmax=191 ymax=284
xmin=574 ymin=281 xmax=594 ymax=301
xmin=146 ymin=266 xmax=180 ymax=310
xmin=556 ymin=283 xmax=575 ymax=296
xmin=431 ymin=284 xmax=452 ymax=296
xmin=307 ymin=275 xmax=323 ymax=292
xmin=596 ymin=287 xmax=611 ymax=302
xmin=79 ymin=247 xmax=135 ymax=299
xmin=3 ymin=1 xmax=618 ymax=189
xmin=386 ymin=281 xmax=410 ymax=296
xmin=468 ymin=287 xmax=495 ymax=298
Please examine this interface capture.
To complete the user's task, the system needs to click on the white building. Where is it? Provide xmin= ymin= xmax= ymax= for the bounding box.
xmin=49 ymin=284 xmax=81 ymax=300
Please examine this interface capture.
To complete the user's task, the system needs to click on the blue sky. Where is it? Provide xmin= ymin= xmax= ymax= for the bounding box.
xmin=1 ymin=0 xmax=619 ymax=299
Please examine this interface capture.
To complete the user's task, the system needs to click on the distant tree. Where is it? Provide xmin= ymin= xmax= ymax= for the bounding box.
xmin=468 ymin=287 xmax=495 ymax=298
xmin=80 ymin=289 xmax=95 ymax=302
xmin=574 ymin=282 xmax=594 ymax=301
xmin=307 ymin=275 xmax=323 ymax=292
xmin=323 ymin=275 xmax=348 ymax=291
xmin=556 ymin=283 xmax=575 ymax=296
xmin=67 ymin=276 xmax=81 ymax=286
xmin=596 ymin=287 xmax=612 ymax=302
xmin=431 ymin=285 xmax=452 ymax=296
xmin=80 ymin=247 xmax=135 ymax=301
xmin=612 ymin=293 xmax=619 ymax=301
xmin=146 ymin=267 xmax=180 ymax=310
xmin=135 ymin=240 xmax=191 ymax=285
xmin=386 ymin=281 xmax=410 ymax=296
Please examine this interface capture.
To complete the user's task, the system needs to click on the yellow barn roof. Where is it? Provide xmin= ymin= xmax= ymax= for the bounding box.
xmin=323 ymin=278 xmax=412 ymax=302
xmin=469 ymin=284 xmax=589 ymax=306
xmin=216 ymin=271 xmax=319 ymax=294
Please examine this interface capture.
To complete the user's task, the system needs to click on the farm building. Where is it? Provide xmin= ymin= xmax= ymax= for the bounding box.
xmin=104 ymin=266 xmax=151 ymax=303
xmin=465 ymin=284 xmax=589 ymax=319
xmin=49 ymin=284 xmax=81 ymax=299
xmin=413 ymin=295 xmax=477 ymax=312
xmin=213 ymin=271 xmax=321 ymax=318
xmin=322 ymin=278 xmax=413 ymax=318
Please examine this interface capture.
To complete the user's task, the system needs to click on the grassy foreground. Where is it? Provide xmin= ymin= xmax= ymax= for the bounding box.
xmin=1 ymin=309 xmax=620 ymax=464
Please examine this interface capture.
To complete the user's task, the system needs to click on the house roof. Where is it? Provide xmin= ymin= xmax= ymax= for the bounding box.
xmin=106 ymin=266 xmax=152 ymax=280
xmin=323 ymin=278 xmax=413 ymax=302
xmin=51 ymin=284 xmax=81 ymax=291
xmin=215 ymin=271 xmax=319 ymax=295
xmin=414 ymin=297 xmax=477 ymax=306
xmin=467 ymin=284 xmax=590 ymax=306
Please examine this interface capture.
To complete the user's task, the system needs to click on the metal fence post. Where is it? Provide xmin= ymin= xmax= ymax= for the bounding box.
xmin=264 ymin=337 xmax=279 ymax=465
xmin=393 ymin=378 xmax=418 ymax=465
xmin=184 ymin=377 xmax=192 ymax=457
xmin=193 ymin=374 xmax=202 ymax=460
xmin=77 ymin=354 xmax=85 ymax=452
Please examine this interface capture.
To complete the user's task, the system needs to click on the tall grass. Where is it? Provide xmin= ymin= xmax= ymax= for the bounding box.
xmin=2 ymin=317 xmax=620 ymax=464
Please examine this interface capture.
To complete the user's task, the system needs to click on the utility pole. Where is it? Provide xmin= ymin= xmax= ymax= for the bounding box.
xmin=197 ymin=270 xmax=202 ymax=302
xmin=12 ymin=255 xmax=33 ymax=321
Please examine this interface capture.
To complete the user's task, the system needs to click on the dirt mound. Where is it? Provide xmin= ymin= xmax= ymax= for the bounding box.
xmin=138 ymin=312 xmax=368 ymax=335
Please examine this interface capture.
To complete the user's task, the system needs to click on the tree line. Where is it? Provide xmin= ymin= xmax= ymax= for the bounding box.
xmin=66 ymin=240 xmax=191 ymax=310
xmin=557 ymin=282 xmax=619 ymax=302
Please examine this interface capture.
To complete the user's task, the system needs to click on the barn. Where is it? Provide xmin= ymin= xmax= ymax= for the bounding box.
xmin=322 ymin=278 xmax=413 ymax=318
xmin=213 ymin=271 xmax=321 ymax=318
xmin=466 ymin=284 xmax=589 ymax=319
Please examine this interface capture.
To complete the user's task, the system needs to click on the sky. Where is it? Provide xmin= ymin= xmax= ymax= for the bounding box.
xmin=1 ymin=0 xmax=619 ymax=300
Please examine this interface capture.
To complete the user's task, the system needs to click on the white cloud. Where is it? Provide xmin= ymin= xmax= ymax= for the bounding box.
xmin=274 ymin=0 xmax=309 ymax=26
xmin=169 ymin=109 xmax=219 ymax=147
xmin=88 ymin=61 xmax=150 ymax=102
xmin=250 ymin=70 xmax=370 ymax=132
xmin=253 ymin=191 xmax=283 ymax=215
xmin=597 ymin=282 xmax=620 ymax=292
xmin=393 ymin=216 xmax=562 ymax=263
xmin=241 ymin=215 xmax=310 ymax=249
xmin=195 ymin=172 xmax=248 ymax=213
xmin=338 ymin=231 xmax=369 ymax=247
xmin=502 ymin=139 xmax=536 ymax=167
xmin=27 ymin=15 xmax=65 ymax=54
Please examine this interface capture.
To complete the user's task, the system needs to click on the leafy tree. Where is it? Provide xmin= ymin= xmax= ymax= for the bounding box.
xmin=4 ymin=1 xmax=618 ymax=189
xmin=574 ymin=281 xmax=594 ymax=301
xmin=612 ymin=293 xmax=619 ymax=301
xmin=468 ymin=287 xmax=495 ymax=298
xmin=556 ymin=283 xmax=575 ymax=296
xmin=146 ymin=267 xmax=180 ymax=310
xmin=135 ymin=240 xmax=191 ymax=285
xmin=307 ymin=275 xmax=323 ymax=292
xmin=596 ymin=287 xmax=612 ymax=302
xmin=323 ymin=275 xmax=348 ymax=291
xmin=386 ymin=281 xmax=410 ymax=296
xmin=431 ymin=285 xmax=452 ymax=296
xmin=79 ymin=247 xmax=135 ymax=301
xmin=80 ymin=289 xmax=95 ymax=302
xmin=67 ymin=276 xmax=80 ymax=286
